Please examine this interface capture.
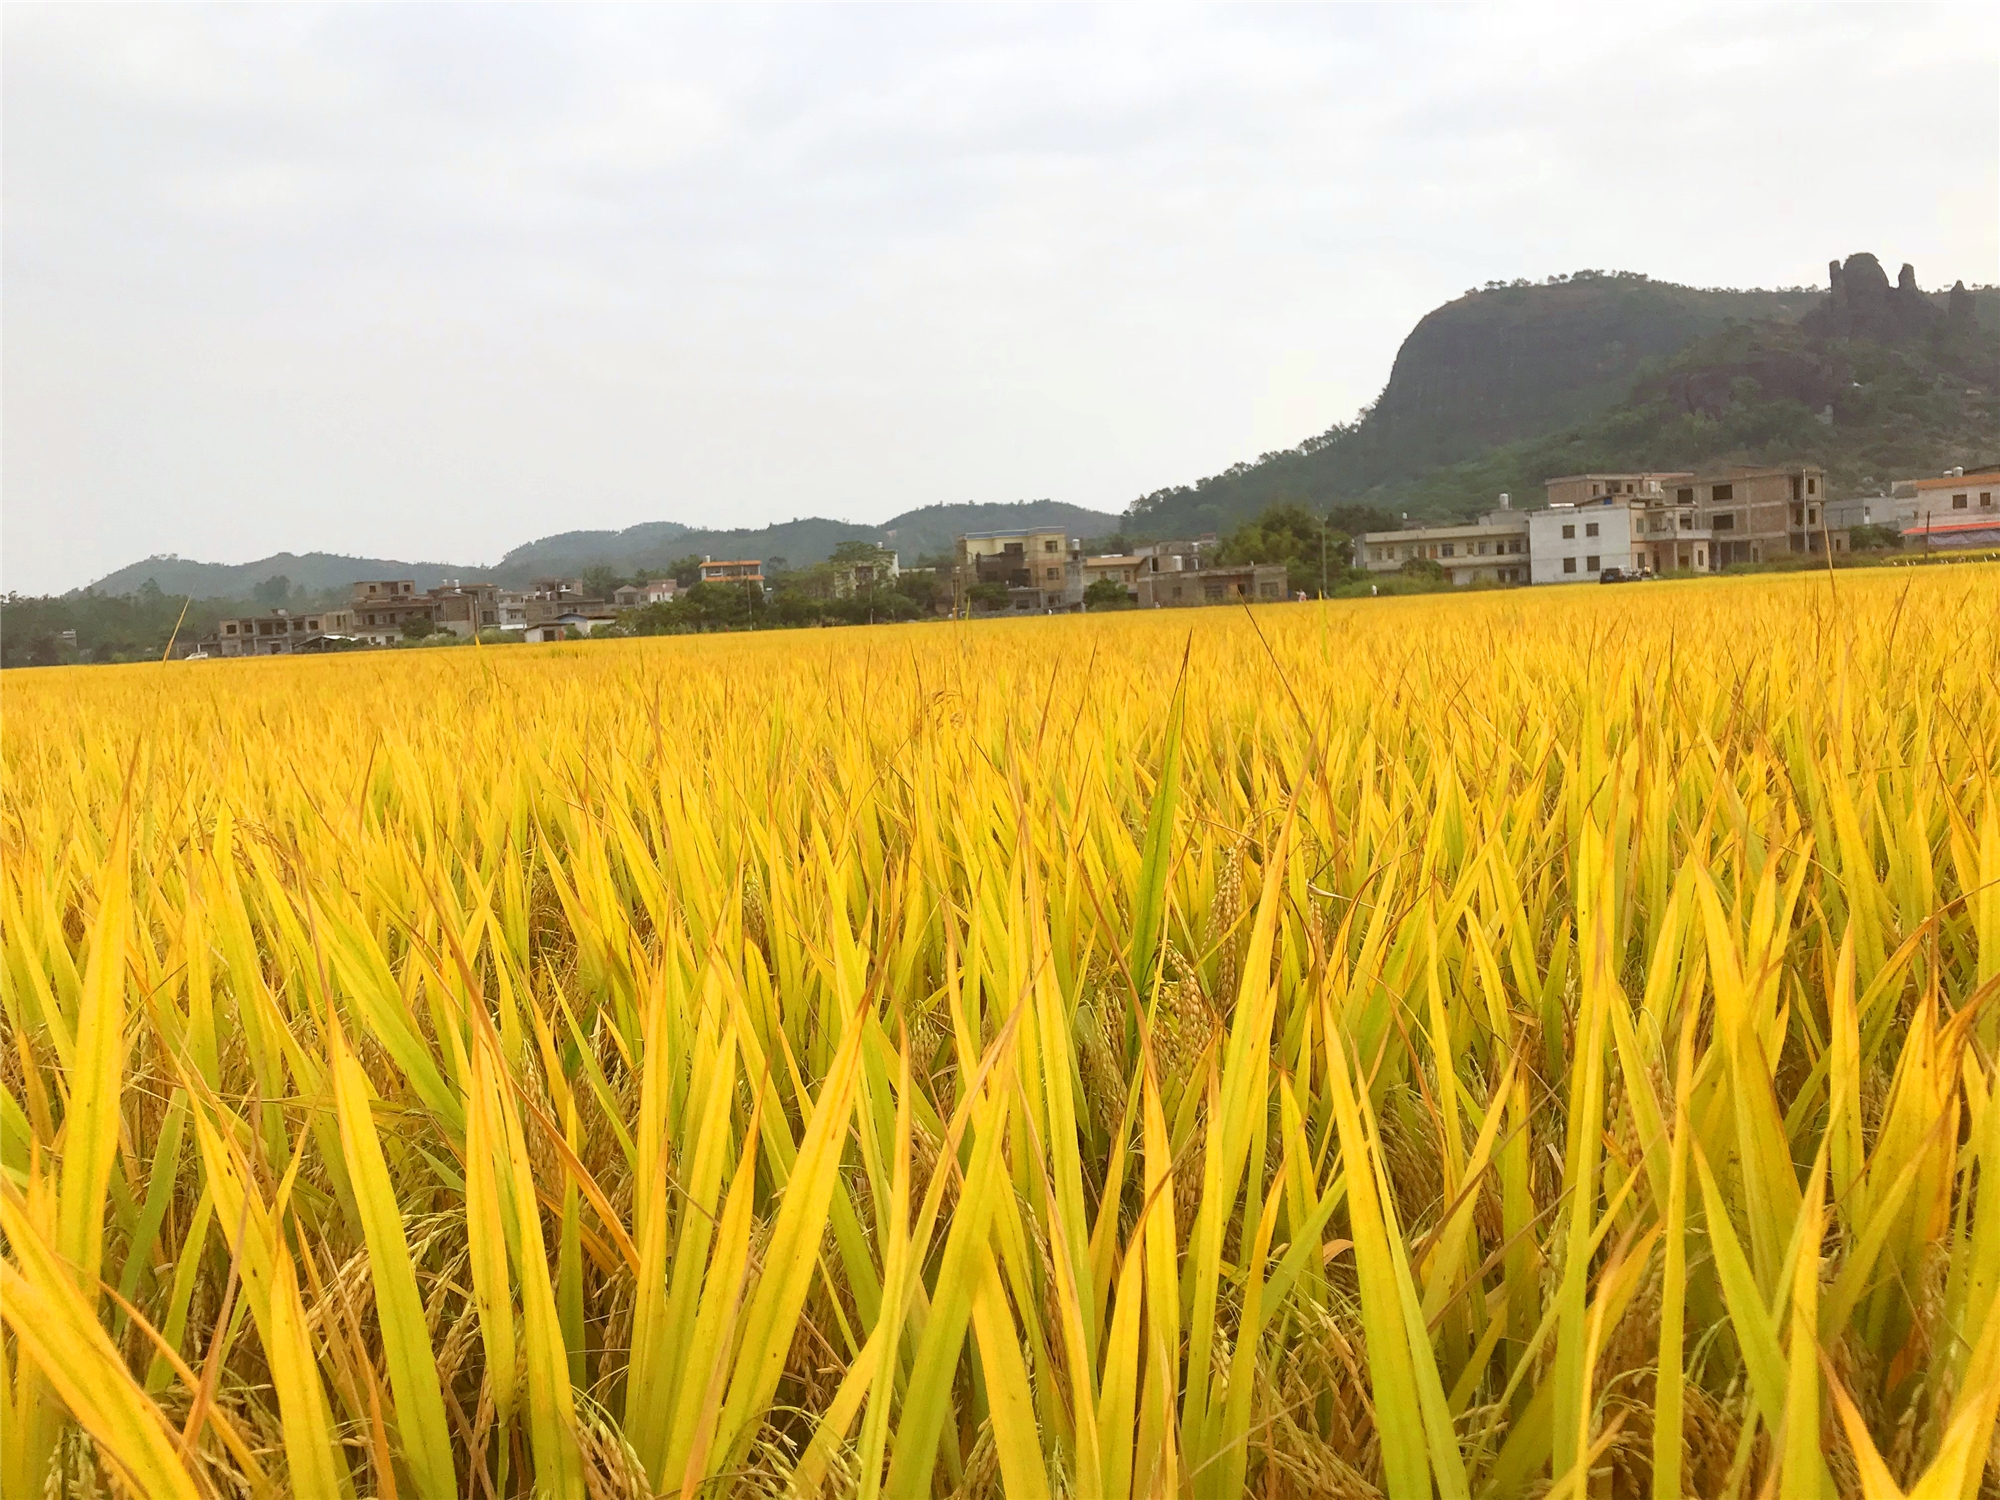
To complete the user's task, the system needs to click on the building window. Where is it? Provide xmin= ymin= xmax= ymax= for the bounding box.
xmin=1441 ymin=543 xmax=1455 ymax=557
xmin=1043 ymin=539 xmax=1059 ymax=552
xmin=1983 ymin=493 xmax=1993 ymax=507
xmin=1562 ymin=557 xmax=1577 ymax=574
xmin=1585 ymin=522 xmax=1599 ymax=538
xmin=1807 ymin=506 xmax=1816 ymax=524
xmin=1561 ymin=524 xmax=1576 ymax=539
xmin=1712 ymin=513 xmax=1736 ymax=531
xmin=1953 ymin=494 xmax=1968 ymax=509
xmin=1712 ymin=484 xmax=1733 ymax=501
xmin=1586 ymin=555 xmax=1600 ymax=572
xmin=1591 ymin=483 xmax=1601 ymax=496
xmin=1045 ymin=567 xmax=1059 ymax=581
xmin=1807 ymin=478 xmax=1817 ymax=494
xmin=1677 ymin=487 xmax=1694 ymax=503
xmin=224 ymin=623 xmax=237 ymax=635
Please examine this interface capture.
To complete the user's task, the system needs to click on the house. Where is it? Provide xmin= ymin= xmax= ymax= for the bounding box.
xmin=1528 ymin=500 xmax=1640 ymax=582
xmin=1902 ymin=473 xmax=2000 ymax=553
xmin=1824 ymin=493 xmax=1923 ymax=536
xmin=1906 ymin=469 xmax=1999 ymax=527
xmin=496 ymin=591 xmax=529 ymax=629
xmin=348 ymin=581 xmax=436 ymax=644
xmin=1356 ymin=502 xmax=1530 ymax=586
xmin=1135 ymin=563 xmax=1288 ymax=607
xmin=205 ymin=607 xmax=356 ymax=657
xmin=699 ymin=559 xmax=765 ymax=587
xmin=1543 ymin=472 xmax=1694 ymax=508
xmin=524 ymin=579 xmax=610 ymax=626
xmin=611 ymin=580 xmax=679 ymax=607
xmin=429 ymin=583 xmax=503 ymax=637
xmin=829 ymin=548 xmax=899 ymax=597
xmin=524 ymin=608 xmax=618 ymax=642
xmin=1664 ymin=465 xmax=1829 ymax=565
xmin=954 ymin=530 xmax=1083 ymax=612
xmin=1081 ymin=554 xmax=1149 ymax=594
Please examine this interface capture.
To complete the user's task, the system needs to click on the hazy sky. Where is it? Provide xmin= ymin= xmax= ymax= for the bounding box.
xmin=4 ymin=4 xmax=1996 ymax=593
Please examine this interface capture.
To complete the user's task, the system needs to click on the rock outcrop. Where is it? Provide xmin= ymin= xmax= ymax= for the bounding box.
xmin=1805 ymin=252 xmax=1943 ymax=342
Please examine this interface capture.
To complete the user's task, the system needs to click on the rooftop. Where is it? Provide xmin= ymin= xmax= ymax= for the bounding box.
xmin=1910 ymin=474 xmax=1998 ymax=490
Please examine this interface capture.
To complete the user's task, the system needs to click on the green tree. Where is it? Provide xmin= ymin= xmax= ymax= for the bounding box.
xmin=402 ymin=615 xmax=439 ymax=639
xmin=1216 ymin=504 xmax=1364 ymax=596
xmin=665 ymin=554 xmax=706 ymax=588
xmin=1084 ymin=577 xmax=1133 ymax=610
xmin=1848 ymin=523 xmax=1904 ymax=550
xmin=580 ymin=564 xmax=624 ymax=600
xmin=253 ymin=574 xmax=292 ymax=607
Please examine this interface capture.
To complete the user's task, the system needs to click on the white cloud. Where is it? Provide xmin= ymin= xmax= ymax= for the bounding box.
xmin=3 ymin=2 xmax=1995 ymax=591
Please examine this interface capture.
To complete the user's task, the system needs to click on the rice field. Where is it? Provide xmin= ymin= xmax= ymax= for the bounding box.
xmin=4 ymin=566 xmax=1999 ymax=1500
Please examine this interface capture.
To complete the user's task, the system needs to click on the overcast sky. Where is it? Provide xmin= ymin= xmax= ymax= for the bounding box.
xmin=4 ymin=4 xmax=1995 ymax=593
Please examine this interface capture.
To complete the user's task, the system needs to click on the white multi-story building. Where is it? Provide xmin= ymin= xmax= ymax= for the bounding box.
xmin=1528 ymin=499 xmax=1639 ymax=583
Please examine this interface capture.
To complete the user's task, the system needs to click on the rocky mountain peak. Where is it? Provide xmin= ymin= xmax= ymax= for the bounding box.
xmin=1807 ymin=251 xmax=1942 ymax=342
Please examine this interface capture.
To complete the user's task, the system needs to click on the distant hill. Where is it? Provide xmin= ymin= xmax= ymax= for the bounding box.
xmin=79 ymin=550 xmax=479 ymax=601
xmin=488 ymin=500 xmax=1119 ymax=580
xmin=76 ymin=501 xmax=1121 ymax=601
xmin=1124 ymin=263 xmax=1999 ymax=536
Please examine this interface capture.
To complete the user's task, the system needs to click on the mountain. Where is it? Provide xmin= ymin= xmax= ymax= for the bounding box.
xmin=75 ymin=501 xmax=1121 ymax=602
xmin=1125 ymin=263 xmax=1999 ymax=536
xmin=79 ymin=550 xmax=479 ymax=601
xmin=487 ymin=500 xmax=1118 ymax=579
xmin=1371 ymin=257 xmax=2000 ymax=519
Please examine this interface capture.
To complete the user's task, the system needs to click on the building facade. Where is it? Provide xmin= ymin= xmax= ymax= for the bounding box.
xmin=1666 ymin=465 xmax=1829 ymax=565
xmin=1355 ymin=505 xmax=1530 ymax=586
xmin=1542 ymin=473 xmax=1693 ymax=509
xmin=1907 ymin=470 xmax=1999 ymax=526
xmin=1134 ymin=563 xmax=1288 ymax=606
xmin=348 ymin=581 xmax=437 ymax=644
xmin=699 ymin=560 xmax=766 ymax=587
xmin=954 ymin=529 xmax=1083 ymax=612
xmin=207 ymin=608 xmax=356 ymax=657
xmin=1528 ymin=500 xmax=1639 ymax=583
xmin=430 ymin=583 xmax=503 ymax=637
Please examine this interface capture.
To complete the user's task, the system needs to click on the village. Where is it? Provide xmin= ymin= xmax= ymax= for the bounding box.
xmin=189 ymin=460 xmax=1998 ymax=657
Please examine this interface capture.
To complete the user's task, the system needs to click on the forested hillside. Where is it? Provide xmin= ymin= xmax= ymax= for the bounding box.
xmin=1125 ymin=261 xmax=1999 ymax=534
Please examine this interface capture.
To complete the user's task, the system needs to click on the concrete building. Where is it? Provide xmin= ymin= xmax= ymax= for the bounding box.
xmin=613 ymin=579 xmax=681 ymax=607
xmin=524 ymin=610 xmax=617 ymax=642
xmin=954 ymin=529 xmax=1083 ymax=612
xmin=206 ymin=607 xmax=356 ymax=657
xmin=1528 ymin=500 xmax=1640 ymax=583
xmin=1825 ymin=493 xmax=1922 ymax=538
xmin=830 ymin=548 xmax=899 ymax=597
xmin=699 ymin=559 xmax=766 ymax=587
xmin=1135 ymin=563 xmax=1288 ymax=606
xmin=1543 ymin=472 xmax=1693 ymax=508
xmin=496 ymin=592 xmax=529 ymax=630
xmin=430 ymin=583 xmax=503 ymax=637
xmin=1666 ymin=465 xmax=1829 ymax=565
xmin=1356 ymin=503 xmax=1530 ymax=586
xmin=349 ymin=581 xmax=437 ymax=644
xmin=1907 ymin=470 xmax=1999 ymax=526
xmin=1081 ymin=553 xmax=1149 ymax=594
xmin=523 ymin=579 xmax=610 ymax=627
